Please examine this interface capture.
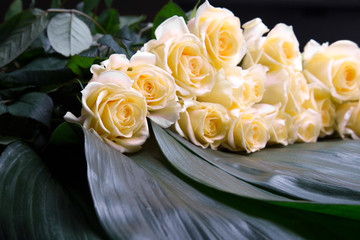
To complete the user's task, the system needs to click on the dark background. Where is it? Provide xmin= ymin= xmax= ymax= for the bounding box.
xmin=1 ymin=0 xmax=360 ymax=50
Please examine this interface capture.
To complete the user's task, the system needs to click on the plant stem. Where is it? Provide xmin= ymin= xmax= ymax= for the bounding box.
xmin=46 ymin=8 xmax=107 ymax=34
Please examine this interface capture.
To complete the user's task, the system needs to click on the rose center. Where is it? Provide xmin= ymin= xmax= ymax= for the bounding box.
xmin=282 ymin=42 xmax=293 ymax=59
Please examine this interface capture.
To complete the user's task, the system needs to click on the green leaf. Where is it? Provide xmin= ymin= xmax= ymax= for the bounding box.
xmin=97 ymin=34 xmax=127 ymax=55
xmin=0 ymin=56 xmax=75 ymax=94
xmin=152 ymin=0 xmax=187 ymax=38
xmin=152 ymin=124 xmax=360 ymax=219
xmin=84 ymin=128 xmax=360 ymax=239
xmin=0 ymin=141 xmax=106 ymax=239
xmin=50 ymin=0 xmax=61 ymax=8
xmin=4 ymin=0 xmax=23 ymax=21
xmin=0 ymin=9 xmax=48 ymax=68
xmin=67 ymin=55 xmax=102 ymax=76
xmin=7 ymin=92 xmax=53 ymax=128
xmin=49 ymin=122 xmax=83 ymax=145
xmin=83 ymin=0 xmax=101 ymax=14
xmin=104 ymin=0 xmax=113 ymax=8
xmin=119 ymin=15 xmax=146 ymax=29
xmin=47 ymin=13 xmax=93 ymax=57
xmin=187 ymin=0 xmax=201 ymax=20
xmin=97 ymin=9 xmax=120 ymax=35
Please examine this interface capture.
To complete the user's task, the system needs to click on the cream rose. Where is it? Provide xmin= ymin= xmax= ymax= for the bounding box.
xmin=302 ymin=82 xmax=336 ymax=136
xmin=336 ymin=101 xmax=360 ymax=139
xmin=289 ymin=109 xmax=321 ymax=143
xmin=126 ymin=52 xmax=181 ymax=128
xmin=90 ymin=54 xmax=130 ymax=81
xmin=303 ymin=40 xmax=360 ymax=102
xmin=187 ymin=0 xmax=246 ymax=69
xmin=261 ymin=67 xmax=309 ymax=117
xmin=65 ymin=72 xmax=149 ymax=153
xmin=143 ymin=16 xmax=215 ymax=98
xmin=268 ymin=112 xmax=291 ymax=146
xmin=242 ymin=18 xmax=302 ymax=71
xmin=174 ymin=101 xmax=230 ymax=149
xmin=222 ymin=109 xmax=270 ymax=153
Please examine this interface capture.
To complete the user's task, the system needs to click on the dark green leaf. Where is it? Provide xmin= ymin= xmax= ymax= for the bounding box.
xmin=97 ymin=34 xmax=127 ymax=55
xmin=0 ymin=56 xmax=74 ymax=95
xmin=0 ymin=9 xmax=48 ymax=68
xmin=152 ymin=0 xmax=187 ymax=38
xmin=83 ymin=0 xmax=101 ymax=14
xmin=84 ymin=128 xmax=360 ymax=239
xmin=49 ymin=121 xmax=83 ymax=145
xmin=119 ymin=15 xmax=146 ymax=29
xmin=7 ymin=92 xmax=53 ymax=128
xmin=4 ymin=0 xmax=22 ymax=21
xmin=152 ymin=124 xmax=360 ymax=219
xmin=50 ymin=0 xmax=61 ymax=8
xmin=104 ymin=0 xmax=113 ymax=8
xmin=0 ymin=141 xmax=106 ymax=239
xmin=188 ymin=0 xmax=201 ymax=20
xmin=97 ymin=9 xmax=120 ymax=35
xmin=47 ymin=13 xmax=93 ymax=57
xmin=67 ymin=55 xmax=102 ymax=76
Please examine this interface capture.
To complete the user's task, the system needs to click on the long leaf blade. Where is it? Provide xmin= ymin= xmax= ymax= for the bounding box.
xmin=84 ymin=128 xmax=360 ymax=239
xmin=0 ymin=141 xmax=105 ymax=239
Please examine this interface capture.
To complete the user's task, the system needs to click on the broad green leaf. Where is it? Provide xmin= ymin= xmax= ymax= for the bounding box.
xmin=4 ymin=0 xmax=23 ymax=21
xmin=7 ymin=92 xmax=53 ymax=128
xmin=97 ymin=34 xmax=127 ymax=55
xmin=83 ymin=0 xmax=101 ymax=14
xmin=0 ymin=56 xmax=74 ymax=95
xmin=47 ymin=13 xmax=93 ymax=57
xmin=119 ymin=15 xmax=146 ymax=29
xmin=0 ymin=9 xmax=48 ymax=68
xmin=152 ymin=124 xmax=360 ymax=219
xmin=49 ymin=121 xmax=83 ymax=145
xmin=152 ymin=0 xmax=187 ymax=38
xmin=67 ymin=55 xmax=102 ymax=76
xmin=97 ymin=9 xmax=120 ymax=35
xmin=0 ymin=141 xmax=106 ymax=239
xmin=84 ymin=128 xmax=360 ymax=239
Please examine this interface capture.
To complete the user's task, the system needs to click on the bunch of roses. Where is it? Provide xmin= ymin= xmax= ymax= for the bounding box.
xmin=66 ymin=1 xmax=360 ymax=153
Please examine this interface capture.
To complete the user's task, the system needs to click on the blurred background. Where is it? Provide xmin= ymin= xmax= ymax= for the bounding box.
xmin=1 ymin=0 xmax=360 ymax=50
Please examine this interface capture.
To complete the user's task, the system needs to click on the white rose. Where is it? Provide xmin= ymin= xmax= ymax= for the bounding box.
xmin=143 ymin=16 xmax=215 ymax=98
xmin=126 ymin=52 xmax=181 ymax=128
xmin=302 ymin=82 xmax=336 ymax=136
xmin=336 ymin=101 xmax=360 ymax=139
xmin=65 ymin=72 xmax=149 ymax=153
xmin=303 ymin=39 xmax=360 ymax=102
xmin=289 ymin=109 xmax=321 ymax=143
xmin=187 ymin=0 xmax=246 ymax=69
xmin=261 ymin=67 xmax=309 ymax=117
xmin=222 ymin=108 xmax=270 ymax=153
xmin=242 ymin=19 xmax=302 ymax=71
xmin=90 ymin=54 xmax=130 ymax=80
xmin=174 ymin=100 xmax=230 ymax=149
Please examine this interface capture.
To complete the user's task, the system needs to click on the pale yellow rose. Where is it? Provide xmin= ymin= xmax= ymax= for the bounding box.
xmin=187 ymin=0 xmax=246 ymax=69
xmin=126 ymin=52 xmax=181 ymax=128
xmin=242 ymin=18 xmax=302 ymax=71
xmin=336 ymin=101 xmax=360 ymax=139
xmin=268 ymin=112 xmax=291 ymax=146
xmin=261 ymin=67 xmax=309 ymax=117
xmin=288 ymin=109 xmax=321 ymax=143
xmin=90 ymin=54 xmax=130 ymax=80
xmin=65 ymin=72 xmax=149 ymax=153
xmin=303 ymin=39 xmax=360 ymax=102
xmin=174 ymin=101 xmax=230 ymax=149
xmin=222 ymin=108 xmax=269 ymax=153
xmin=302 ymin=82 xmax=336 ymax=136
xmin=143 ymin=16 xmax=215 ymax=98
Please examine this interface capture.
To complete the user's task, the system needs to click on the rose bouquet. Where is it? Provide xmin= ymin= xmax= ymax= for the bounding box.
xmin=1 ymin=0 xmax=360 ymax=239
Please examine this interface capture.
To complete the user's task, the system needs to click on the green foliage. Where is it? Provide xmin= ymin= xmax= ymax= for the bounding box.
xmin=4 ymin=0 xmax=23 ymax=21
xmin=67 ymin=55 xmax=104 ymax=77
xmin=0 ymin=9 xmax=48 ymax=68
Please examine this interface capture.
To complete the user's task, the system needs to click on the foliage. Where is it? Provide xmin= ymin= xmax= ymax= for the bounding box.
xmin=0 ymin=0 xmax=360 ymax=239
